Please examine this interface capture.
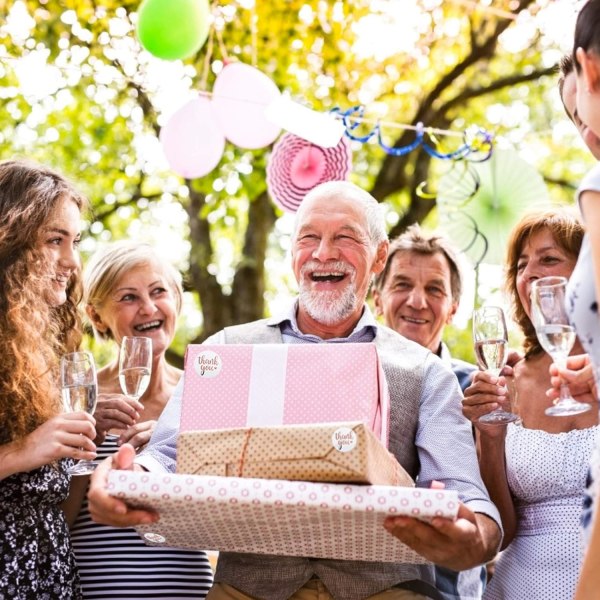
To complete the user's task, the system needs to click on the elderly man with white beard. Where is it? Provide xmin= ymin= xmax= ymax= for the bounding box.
xmin=88 ymin=180 xmax=501 ymax=600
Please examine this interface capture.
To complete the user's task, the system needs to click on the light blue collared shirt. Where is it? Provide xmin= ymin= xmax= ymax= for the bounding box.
xmin=138 ymin=301 xmax=498 ymax=515
xmin=136 ymin=300 xmax=500 ymax=600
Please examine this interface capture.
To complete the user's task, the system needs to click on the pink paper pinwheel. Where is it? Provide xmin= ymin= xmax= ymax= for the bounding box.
xmin=266 ymin=133 xmax=352 ymax=213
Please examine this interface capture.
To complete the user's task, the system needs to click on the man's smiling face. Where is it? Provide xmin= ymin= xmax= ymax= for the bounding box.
xmin=292 ymin=192 xmax=387 ymax=336
xmin=373 ymin=250 xmax=457 ymax=353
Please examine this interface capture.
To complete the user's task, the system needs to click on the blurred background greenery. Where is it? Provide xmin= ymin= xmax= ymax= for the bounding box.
xmin=0 ymin=0 xmax=587 ymax=365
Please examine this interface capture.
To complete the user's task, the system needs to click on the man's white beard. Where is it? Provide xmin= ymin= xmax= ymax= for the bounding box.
xmin=299 ymin=262 xmax=357 ymax=326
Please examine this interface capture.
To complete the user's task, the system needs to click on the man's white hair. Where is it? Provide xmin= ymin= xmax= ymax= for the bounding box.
xmin=294 ymin=181 xmax=388 ymax=245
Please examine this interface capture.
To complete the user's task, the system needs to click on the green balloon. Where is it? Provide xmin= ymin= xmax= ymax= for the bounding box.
xmin=137 ymin=0 xmax=210 ymax=61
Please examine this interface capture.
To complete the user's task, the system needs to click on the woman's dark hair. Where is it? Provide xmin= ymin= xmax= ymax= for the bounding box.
xmin=574 ymin=0 xmax=600 ymax=72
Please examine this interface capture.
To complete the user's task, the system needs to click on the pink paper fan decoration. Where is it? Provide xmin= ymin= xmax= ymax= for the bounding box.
xmin=267 ymin=133 xmax=352 ymax=213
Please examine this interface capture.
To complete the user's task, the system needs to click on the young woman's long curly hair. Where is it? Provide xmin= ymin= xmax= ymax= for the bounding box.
xmin=0 ymin=160 xmax=87 ymax=445
xmin=504 ymin=208 xmax=584 ymax=359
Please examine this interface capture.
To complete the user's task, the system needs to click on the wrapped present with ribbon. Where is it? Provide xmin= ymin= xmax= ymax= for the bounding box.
xmin=180 ymin=343 xmax=390 ymax=445
xmin=176 ymin=422 xmax=412 ymax=486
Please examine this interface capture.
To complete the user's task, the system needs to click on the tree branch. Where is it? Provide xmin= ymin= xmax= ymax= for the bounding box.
xmin=371 ymin=0 xmax=545 ymax=203
xmin=185 ymin=185 xmax=231 ymax=342
xmin=111 ymin=58 xmax=161 ymax=137
xmin=439 ymin=65 xmax=557 ymax=114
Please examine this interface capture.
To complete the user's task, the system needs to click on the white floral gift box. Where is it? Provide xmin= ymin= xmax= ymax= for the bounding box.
xmin=107 ymin=471 xmax=459 ymax=564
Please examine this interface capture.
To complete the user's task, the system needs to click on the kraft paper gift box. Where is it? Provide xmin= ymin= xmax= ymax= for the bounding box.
xmin=176 ymin=422 xmax=412 ymax=486
xmin=181 ymin=343 xmax=390 ymax=444
xmin=108 ymin=470 xmax=459 ymax=564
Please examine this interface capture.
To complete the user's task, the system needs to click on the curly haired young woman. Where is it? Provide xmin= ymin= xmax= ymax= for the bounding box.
xmin=0 ymin=159 xmax=96 ymax=599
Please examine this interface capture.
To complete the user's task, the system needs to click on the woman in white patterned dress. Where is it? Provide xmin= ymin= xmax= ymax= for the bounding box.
xmin=63 ymin=241 xmax=213 ymax=599
xmin=462 ymin=209 xmax=598 ymax=599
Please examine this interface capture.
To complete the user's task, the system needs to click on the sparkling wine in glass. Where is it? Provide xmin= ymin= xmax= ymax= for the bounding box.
xmin=119 ymin=336 xmax=152 ymax=402
xmin=61 ymin=351 xmax=98 ymax=475
xmin=473 ymin=306 xmax=519 ymax=424
xmin=530 ymin=276 xmax=591 ymax=416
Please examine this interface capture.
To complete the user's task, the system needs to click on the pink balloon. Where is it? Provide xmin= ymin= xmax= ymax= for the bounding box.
xmin=160 ymin=96 xmax=225 ymax=178
xmin=211 ymin=62 xmax=282 ymax=149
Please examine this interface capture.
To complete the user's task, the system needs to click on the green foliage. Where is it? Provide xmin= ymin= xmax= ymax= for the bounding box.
xmin=0 ymin=0 xmax=585 ymax=351
xmin=443 ymin=322 xmax=476 ymax=365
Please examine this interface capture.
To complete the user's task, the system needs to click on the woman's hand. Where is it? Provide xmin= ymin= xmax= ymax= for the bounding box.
xmin=1 ymin=413 xmax=97 ymax=479
xmin=462 ymin=371 xmax=511 ymax=436
xmin=547 ymin=353 xmax=598 ymax=405
xmin=93 ymin=393 xmax=143 ymax=445
xmin=117 ymin=419 xmax=157 ymax=452
xmin=28 ymin=412 xmax=96 ymax=465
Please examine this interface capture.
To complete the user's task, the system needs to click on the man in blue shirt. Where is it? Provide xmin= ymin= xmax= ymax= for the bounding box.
xmin=372 ymin=225 xmax=476 ymax=393
xmin=88 ymin=180 xmax=501 ymax=600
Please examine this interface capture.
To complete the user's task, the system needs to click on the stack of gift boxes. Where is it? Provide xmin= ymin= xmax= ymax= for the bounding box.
xmin=108 ymin=343 xmax=459 ymax=563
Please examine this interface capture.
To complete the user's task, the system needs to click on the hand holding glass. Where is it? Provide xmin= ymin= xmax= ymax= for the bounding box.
xmin=119 ymin=336 xmax=152 ymax=402
xmin=473 ymin=306 xmax=519 ymax=424
xmin=61 ymin=351 xmax=98 ymax=475
xmin=530 ymin=276 xmax=591 ymax=416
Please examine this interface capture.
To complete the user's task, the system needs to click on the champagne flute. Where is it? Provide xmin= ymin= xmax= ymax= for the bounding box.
xmin=61 ymin=351 xmax=98 ymax=475
xmin=530 ymin=276 xmax=591 ymax=416
xmin=119 ymin=336 xmax=152 ymax=402
xmin=473 ymin=306 xmax=519 ymax=424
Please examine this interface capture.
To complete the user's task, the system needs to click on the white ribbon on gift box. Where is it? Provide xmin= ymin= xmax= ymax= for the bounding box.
xmin=246 ymin=345 xmax=288 ymax=426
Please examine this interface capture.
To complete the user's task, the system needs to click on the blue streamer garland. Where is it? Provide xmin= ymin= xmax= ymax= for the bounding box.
xmin=330 ymin=106 xmax=494 ymax=162
xmin=329 ymin=105 xmax=494 ymax=267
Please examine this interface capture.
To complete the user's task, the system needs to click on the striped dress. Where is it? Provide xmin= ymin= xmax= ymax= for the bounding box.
xmin=70 ymin=435 xmax=214 ymax=599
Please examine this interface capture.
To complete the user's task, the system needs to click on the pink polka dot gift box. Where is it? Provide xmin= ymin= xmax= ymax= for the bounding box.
xmin=176 ymin=422 xmax=412 ymax=486
xmin=181 ymin=343 xmax=390 ymax=445
xmin=107 ymin=471 xmax=459 ymax=564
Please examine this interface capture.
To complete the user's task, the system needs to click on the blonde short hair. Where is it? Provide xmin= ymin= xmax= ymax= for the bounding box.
xmin=84 ymin=241 xmax=184 ymax=340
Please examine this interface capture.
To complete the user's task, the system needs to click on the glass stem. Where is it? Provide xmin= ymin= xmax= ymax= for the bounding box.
xmin=559 ymin=382 xmax=575 ymax=403
xmin=555 ymin=356 xmax=571 ymax=403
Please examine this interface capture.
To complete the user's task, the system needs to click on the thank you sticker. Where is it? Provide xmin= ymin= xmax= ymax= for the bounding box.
xmin=332 ymin=427 xmax=357 ymax=453
xmin=194 ymin=350 xmax=222 ymax=378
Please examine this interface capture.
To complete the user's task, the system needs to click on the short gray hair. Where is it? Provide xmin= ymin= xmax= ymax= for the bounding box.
xmin=294 ymin=181 xmax=388 ymax=245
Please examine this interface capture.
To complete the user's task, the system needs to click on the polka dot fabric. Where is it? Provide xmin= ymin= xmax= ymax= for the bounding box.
xmin=181 ymin=344 xmax=387 ymax=440
xmin=176 ymin=422 xmax=412 ymax=486
xmin=181 ymin=345 xmax=254 ymax=430
xmin=282 ymin=345 xmax=379 ymax=425
xmin=483 ymin=423 xmax=599 ymax=600
xmin=107 ymin=471 xmax=458 ymax=564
